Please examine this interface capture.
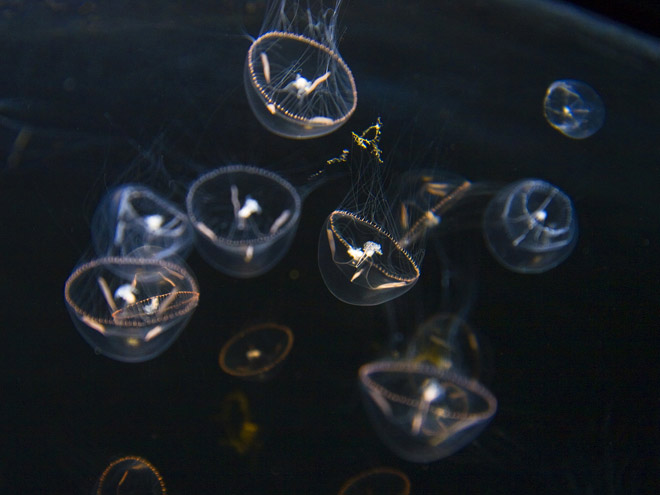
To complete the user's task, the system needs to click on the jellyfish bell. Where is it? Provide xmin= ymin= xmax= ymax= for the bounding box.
xmin=244 ymin=0 xmax=357 ymax=139
xmin=93 ymin=456 xmax=166 ymax=495
xmin=543 ymin=79 xmax=605 ymax=139
xmin=91 ymin=183 xmax=194 ymax=262
xmin=338 ymin=467 xmax=411 ymax=495
xmin=64 ymin=255 xmax=200 ymax=363
xmin=358 ymin=360 xmax=497 ymax=463
xmin=483 ymin=178 xmax=578 ymax=274
xmin=186 ymin=164 xmax=303 ymax=278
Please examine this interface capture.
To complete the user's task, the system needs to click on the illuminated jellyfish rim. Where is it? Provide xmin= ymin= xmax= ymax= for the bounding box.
xmin=502 ymin=180 xmax=576 ymax=252
xmin=187 ymin=165 xmax=302 ymax=248
xmin=246 ymin=31 xmax=357 ymax=127
xmin=358 ymin=360 xmax=497 ymax=422
xmin=219 ymin=323 xmax=294 ymax=377
xmin=328 ymin=209 xmax=421 ymax=284
xmin=64 ymin=256 xmax=200 ymax=328
xmin=338 ymin=467 xmax=411 ymax=495
xmin=95 ymin=455 xmax=166 ymax=495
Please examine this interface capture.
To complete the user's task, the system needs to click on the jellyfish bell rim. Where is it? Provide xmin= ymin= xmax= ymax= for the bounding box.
xmin=244 ymin=31 xmax=357 ymax=139
xmin=186 ymin=164 xmax=303 ymax=248
xmin=543 ymin=78 xmax=605 ymax=139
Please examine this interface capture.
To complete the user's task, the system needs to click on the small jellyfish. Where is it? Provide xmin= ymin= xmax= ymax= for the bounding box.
xmin=93 ymin=455 xmax=166 ymax=495
xmin=91 ymin=184 xmax=193 ymax=261
xmin=405 ymin=313 xmax=483 ymax=380
xmin=186 ymin=165 xmax=302 ymax=277
xmin=318 ymin=120 xmax=473 ymax=306
xmin=358 ymin=360 xmax=497 ymax=463
xmin=543 ymin=79 xmax=605 ymax=139
xmin=219 ymin=323 xmax=294 ymax=381
xmin=244 ymin=0 xmax=357 ymax=138
xmin=64 ymin=256 xmax=200 ymax=362
xmin=483 ymin=179 xmax=578 ymax=274
xmin=338 ymin=467 xmax=411 ymax=495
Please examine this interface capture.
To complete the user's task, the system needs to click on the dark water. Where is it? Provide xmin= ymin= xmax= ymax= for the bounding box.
xmin=1 ymin=1 xmax=658 ymax=493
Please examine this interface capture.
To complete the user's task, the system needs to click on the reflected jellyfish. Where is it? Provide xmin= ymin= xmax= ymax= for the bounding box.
xmin=318 ymin=120 xmax=473 ymax=305
xmin=91 ymin=184 xmax=193 ymax=261
xmin=543 ymin=79 xmax=605 ymax=139
xmin=93 ymin=455 xmax=166 ymax=495
xmin=483 ymin=179 xmax=578 ymax=273
xmin=64 ymin=256 xmax=200 ymax=362
xmin=219 ymin=323 xmax=294 ymax=381
xmin=405 ymin=313 xmax=483 ymax=380
xmin=186 ymin=165 xmax=301 ymax=277
xmin=244 ymin=0 xmax=357 ymax=138
xmin=359 ymin=360 xmax=497 ymax=463
xmin=338 ymin=467 xmax=410 ymax=495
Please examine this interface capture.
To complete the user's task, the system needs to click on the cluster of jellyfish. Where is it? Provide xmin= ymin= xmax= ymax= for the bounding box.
xmin=63 ymin=0 xmax=602 ymax=484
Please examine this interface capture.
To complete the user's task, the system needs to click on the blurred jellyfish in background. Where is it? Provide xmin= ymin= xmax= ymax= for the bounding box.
xmin=91 ymin=184 xmax=193 ymax=261
xmin=186 ymin=164 xmax=302 ymax=277
xmin=338 ymin=467 xmax=410 ymax=495
xmin=244 ymin=0 xmax=357 ymax=138
xmin=358 ymin=360 xmax=497 ymax=463
xmin=483 ymin=179 xmax=578 ymax=273
xmin=64 ymin=256 xmax=199 ymax=362
xmin=543 ymin=79 xmax=605 ymax=139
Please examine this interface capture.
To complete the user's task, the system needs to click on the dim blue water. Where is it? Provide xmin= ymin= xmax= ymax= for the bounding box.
xmin=1 ymin=0 xmax=658 ymax=493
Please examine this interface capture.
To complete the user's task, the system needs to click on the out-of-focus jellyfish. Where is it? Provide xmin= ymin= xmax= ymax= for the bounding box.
xmin=187 ymin=165 xmax=302 ymax=277
xmin=358 ymin=360 xmax=497 ymax=463
xmin=93 ymin=455 xmax=166 ymax=495
xmin=543 ymin=79 xmax=605 ymax=139
xmin=64 ymin=256 xmax=200 ymax=362
xmin=217 ymin=390 xmax=261 ymax=456
xmin=318 ymin=120 xmax=473 ymax=306
xmin=405 ymin=313 xmax=483 ymax=380
xmin=244 ymin=0 xmax=357 ymax=139
xmin=338 ymin=467 xmax=410 ymax=495
xmin=219 ymin=323 xmax=294 ymax=381
xmin=91 ymin=184 xmax=193 ymax=261
xmin=483 ymin=179 xmax=578 ymax=273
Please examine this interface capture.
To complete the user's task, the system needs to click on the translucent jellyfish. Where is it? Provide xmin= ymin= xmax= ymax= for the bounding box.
xmin=217 ymin=390 xmax=261 ymax=456
xmin=359 ymin=360 xmax=497 ymax=463
xmin=405 ymin=313 xmax=483 ymax=380
xmin=543 ymin=79 xmax=605 ymax=139
xmin=186 ymin=165 xmax=302 ymax=277
xmin=91 ymin=184 xmax=193 ymax=261
xmin=318 ymin=120 xmax=473 ymax=305
xmin=483 ymin=179 xmax=578 ymax=274
xmin=338 ymin=467 xmax=410 ymax=495
xmin=244 ymin=0 xmax=357 ymax=139
xmin=219 ymin=323 xmax=294 ymax=381
xmin=93 ymin=455 xmax=166 ymax=495
xmin=64 ymin=256 xmax=200 ymax=362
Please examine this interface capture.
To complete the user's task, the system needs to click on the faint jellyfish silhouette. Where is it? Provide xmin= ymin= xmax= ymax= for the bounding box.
xmin=93 ymin=455 xmax=166 ymax=495
xmin=91 ymin=184 xmax=193 ymax=261
xmin=483 ymin=179 xmax=578 ymax=273
xmin=318 ymin=120 xmax=473 ymax=305
xmin=64 ymin=256 xmax=200 ymax=362
xmin=217 ymin=390 xmax=261 ymax=456
xmin=358 ymin=360 xmax=497 ymax=463
xmin=244 ymin=0 xmax=357 ymax=138
xmin=338 ymin=467 xmax=410 ymax=495
xmin=543 ymin=79 xmax=604 ymax=139
xmin=187 ymin=165 xmax=302 ymax=277
xmin=219 ymin=323 xmax=294 ymax=381
xmin=405 ymin=313 xmax=483 ymax=380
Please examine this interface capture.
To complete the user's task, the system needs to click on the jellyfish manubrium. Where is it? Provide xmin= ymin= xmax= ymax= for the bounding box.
xmin=186 ymin=165 xmax=302 ymax=278
xmin=244 ymin=0 xmax=357 ymax=139
xmin=483 ymin=179 xmax=578 ymax=274
xmin=359 ymin=360 xmax=497 ymax=463
xmin=318 ymin=120 xmax=473 ymax=306
xmin=91 ymin=184 xmax=193 ymax=261
xmin=543 ymin=79 xmax=605 ymax=139
xmin=64 ymin=256 xmax=199 ymax=362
